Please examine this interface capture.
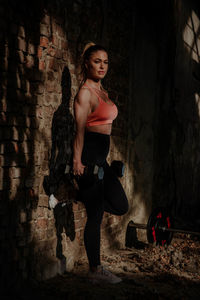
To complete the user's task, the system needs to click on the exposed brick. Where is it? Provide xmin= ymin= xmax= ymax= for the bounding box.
xmin=36 ymin=218 xmax=48 ymax=229
xmin=9 ymin=167 xmax=22 ymax=178
xmin=36 ymin=207 xmax=47 ymax=218
xmin=74 ymin=218 xmax=86 ymax=229
xmin=28 ymin=43 xmax=36 ymax=55
xmin=47 ymin=229 xmax=55 ymax=239
xmin=61 ymin=40 xmax=68 ymax=50
xmin=41 ymin=14 xmax=50 ymax=25
xmin=74 ymin=211 xmax=82 ymax=221
xmin=40 ymin=23 xmax=50 ymax=37
xmin=47 ymin=46 xmax=56 ymax=57
xmin=40 ymin=36 xmax=49 ymax=48
xmin=0 ymin=112 xmax=6 ymax=124
xmin=51 ymin=35 xmax=59 ymax=47
xmin=62 ymin=51 xmax=68 ymax=61
xmin=48 ymin=57 xmax=60 ymax=71
xmin=55 ymin=49 xmax=62 ymax=59
xmin=45 ymin=80 xmax=56 ymax=93
xmin=25 ymin=55 xmax=35 ymax=68
xmin=73 ymin=203 xmax=79 ymax=211
xmin=38 ymin=60 xmax=45 ymax=71
xmin=18 ymin=26 xmax=25 ymax=38
xmin=38 ymin=194 xmax=48 ymax=207
xmin=34 ymin=230 xmax=46 ymax=240
xmin=18 ymin=37 xmax=26 ymax=52
xmin=37 ymin=47 xmax=43 ymax=59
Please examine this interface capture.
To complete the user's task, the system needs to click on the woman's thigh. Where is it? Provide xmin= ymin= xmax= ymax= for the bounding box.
xmin=103 ymin=164 xmax=129 ymax=215
xmin=77 ymin=176 xmax=104 ymax=222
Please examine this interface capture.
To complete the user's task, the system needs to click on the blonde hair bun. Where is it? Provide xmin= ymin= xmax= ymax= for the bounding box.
xmin=81 ymin=42 xmax=96 ymax=57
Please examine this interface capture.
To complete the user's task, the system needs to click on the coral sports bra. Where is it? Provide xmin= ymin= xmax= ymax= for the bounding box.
xmin=83 ymin=84 xmax=118 ymax=127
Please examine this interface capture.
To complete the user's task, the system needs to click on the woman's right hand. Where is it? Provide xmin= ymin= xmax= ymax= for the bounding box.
xmin=73 ymin=160 xmax=85 ymax=176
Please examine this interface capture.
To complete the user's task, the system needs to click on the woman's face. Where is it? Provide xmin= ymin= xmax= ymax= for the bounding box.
xmin=85 ymin=50 xmax=109 ymax=80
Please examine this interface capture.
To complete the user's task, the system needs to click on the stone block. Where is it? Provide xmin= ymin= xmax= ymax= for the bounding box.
xmin=25 ymin=55 xmax=35 ymax=68
xmin=38 ymin=194 xmax=48 ymax=207
xmin=46 ymin=80 xmax=56 ymax=93
xmin=18 ymin=26 xmax=25 ymax=38
xmin=36 ymin=206 xmax=47 ymax=218
xmin=41 ymin=14 xmax=50 ymax=25
xmin=34 ymin=229 xmax=46 ymax=241
xmin=52 ymin=35 xmax=59 ymax=47
xmin=10 ymin=167 xmax=21 ymax=178
xmin=37 ymin=46 xmax=43 ymax=59
xmin=40 ymin=36 xmax=49 ymax=48
xmin=36 ymin=218 xmax=48 ymax=229
xmin=62 ymin=51 xmax=68 ymax=61
xmin=73 ymin=202 xmax=79 ymax=211
xmin=47 ymin=46 xmax=56 ymax=57
xmin=0 ymin=112 xmax=6 ymax=125
xmin=61 ymin=40 xmax=68 ymax=50
xmin=28 ymin=43 xmax=36 ymax=55
xmin=47 ymin=229 xmax=55 ymax=239
xmin=40 ymin=23 xmax=50 ymax=37
xmin=47 ymin=57 xmax=60 ymax=72
xmin=18 ymin=37 xmax=26 ymax=52
xmin=55 ymin=49 xmax=62 ymax=59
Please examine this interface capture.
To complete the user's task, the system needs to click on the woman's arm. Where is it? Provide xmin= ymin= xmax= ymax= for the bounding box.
xmin=73 ymin=88 xmax=91 ymax=176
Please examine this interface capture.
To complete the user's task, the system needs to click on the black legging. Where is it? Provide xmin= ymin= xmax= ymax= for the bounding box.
xmin=76 ymin=131 xmax=129 ymax=268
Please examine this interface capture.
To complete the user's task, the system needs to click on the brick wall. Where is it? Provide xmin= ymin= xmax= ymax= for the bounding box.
xmin=0 ymin=0 xmax=134 ymax=287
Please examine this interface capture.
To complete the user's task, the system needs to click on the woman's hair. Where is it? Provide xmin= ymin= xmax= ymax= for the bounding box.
xmin=80 ymin=42 xmax=108 ymax=84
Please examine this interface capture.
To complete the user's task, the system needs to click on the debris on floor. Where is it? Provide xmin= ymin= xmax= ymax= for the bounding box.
xmin=10 ymin=233 xmax=200 ymax=300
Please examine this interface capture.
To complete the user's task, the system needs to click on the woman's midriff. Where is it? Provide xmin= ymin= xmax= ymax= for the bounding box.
xmin=86 ymin=124 xmax=112 ymax=135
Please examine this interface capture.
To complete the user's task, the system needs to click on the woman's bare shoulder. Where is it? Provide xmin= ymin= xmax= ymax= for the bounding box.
xmin=75 ymin=86 xmax=92 ymax=104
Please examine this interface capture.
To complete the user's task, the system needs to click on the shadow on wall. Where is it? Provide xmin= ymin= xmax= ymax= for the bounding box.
xmin=151 ymin=0 xmax=200 ymax=230
xmin=0 ymin=0 xmax=47 ymax=291
xmin=171 ymin=0 xmax=200 ymax=228
xmin=43 ymin=66 xmax=76 ymax=261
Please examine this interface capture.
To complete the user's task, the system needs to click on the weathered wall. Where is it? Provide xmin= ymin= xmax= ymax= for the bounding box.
xmin=169 ymin=0 xmax=200 ymax=227
xmin=126 ymin=1 xmax=177 ymax=240
xmin=0 ymin=0 xmax=135 ymax=289
xmin=150 ymin=0 xmax=200 ymax=231
xmin=1 ymin=0 xmax=200 ymax=291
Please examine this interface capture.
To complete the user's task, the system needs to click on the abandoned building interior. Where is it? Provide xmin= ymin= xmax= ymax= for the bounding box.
xmin=0 ymin=0 xmax=200 ymax=298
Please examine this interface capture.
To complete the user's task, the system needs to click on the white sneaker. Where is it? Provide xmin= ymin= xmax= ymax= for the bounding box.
xmin=88 ymin=265 xmax=122 ymax=284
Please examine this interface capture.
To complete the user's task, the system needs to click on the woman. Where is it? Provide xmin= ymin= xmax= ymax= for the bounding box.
xmin=73 ymin=43 xmax=129 ymax=284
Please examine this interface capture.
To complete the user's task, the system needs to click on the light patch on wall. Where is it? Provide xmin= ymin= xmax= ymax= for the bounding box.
xmin=183 ymin=10 xmax=200 ymax=63
xmin=132 ymin=193 xmax=148 ymax=224
xmin=195 ymin=93 xmax=200 ymax=116
xmin=187 ymin=10 xmax=200 ymax=33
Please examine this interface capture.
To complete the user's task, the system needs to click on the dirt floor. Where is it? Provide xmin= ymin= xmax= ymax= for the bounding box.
xmin=8 ymin=234 xmax=200 ymax=300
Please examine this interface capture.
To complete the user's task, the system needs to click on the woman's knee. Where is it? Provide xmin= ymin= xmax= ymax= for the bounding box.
xmin=122 ymin=199 xmax=129 ymax=215
xmin=118 ymin=197 xmax=129 ymax=215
